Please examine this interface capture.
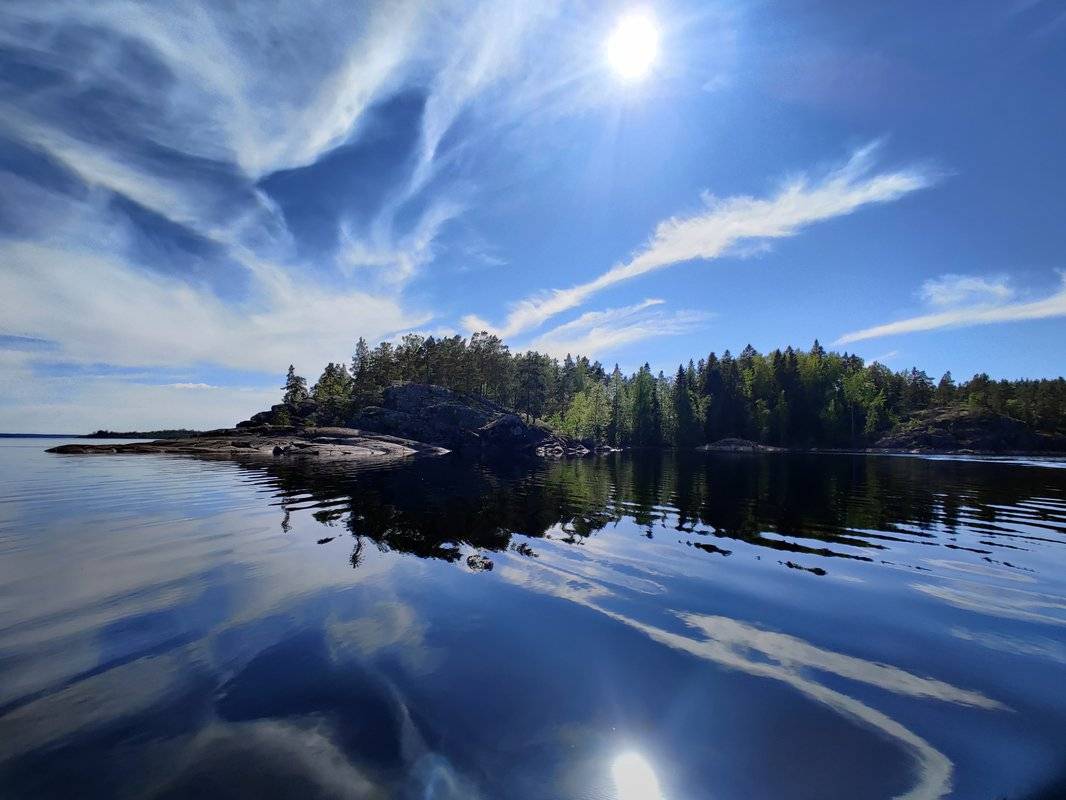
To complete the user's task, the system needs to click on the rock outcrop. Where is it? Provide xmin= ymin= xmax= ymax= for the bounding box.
xmin=875 ymin=406 xmax=1064 ymax=452
xmin=241 ymin=383 xmax=583 ymax=456
xmin=48 ymin=427 xmax=448 ymax=462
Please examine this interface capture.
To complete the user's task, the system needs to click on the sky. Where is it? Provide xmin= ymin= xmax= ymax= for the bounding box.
xmin=1 ymin=0 xmax=1064 ymax=432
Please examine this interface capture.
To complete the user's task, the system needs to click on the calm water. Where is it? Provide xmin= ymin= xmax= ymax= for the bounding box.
xmin=1 ymin=440 xmax=1065 ymax=800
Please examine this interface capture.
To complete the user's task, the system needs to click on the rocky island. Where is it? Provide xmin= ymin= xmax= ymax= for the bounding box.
xmin=48 ymin=383 xmax=587 ymax=462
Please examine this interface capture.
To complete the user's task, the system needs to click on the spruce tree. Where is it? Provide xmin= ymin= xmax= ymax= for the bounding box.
xmin=282 ymin=365 xmax=309 ymax=405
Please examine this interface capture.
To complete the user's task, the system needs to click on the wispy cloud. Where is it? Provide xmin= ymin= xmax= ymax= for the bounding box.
xmin=836 ymin=272 xmax=1066 ymax=344
xmin=918 ymin=274 xmax=1014 ymax=307
xmin=338 ymin=201 xmax=463 ymax=288
xmin=0 ymin=2 xmax=573 ymax=380
xmin=0 ymin=1 xmax=424 ymax=179
xmin=463 ymin=143 xmax=932 ymax=338
xmin=0 ymin=239 xmax=430 ymax=374
xmin=528 ymin=299 xmax=710 ymax=359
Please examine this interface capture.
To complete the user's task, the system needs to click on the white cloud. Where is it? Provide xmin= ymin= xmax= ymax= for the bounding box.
xmin=0 ymin=1 xmax=560 ymax=282
xmin=919 ymin=274 xmax=1014 ymax=307
xmin=0 ymin=1 xmax=570 ymax=421
xmin=528 ymin=299 xmax=710 ymax=359
xmin=338 ymin=200 xmax=463 ymax=288
xmin=405 ymin=3 xmax=560 ymax=198
xmin=0 ymin=240 xmax=430 ymax=375
xmin=0 ymin=1 xmax=424 ymax=179
xmin=836 ymin=272 xmax=1066 ymax=344
xmin=464 ymin=143 xmax=933 ymax=338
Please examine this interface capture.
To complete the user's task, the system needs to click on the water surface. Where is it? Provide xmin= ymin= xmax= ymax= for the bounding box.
xmin=1 ymin=439 xmax=1065 ymax=799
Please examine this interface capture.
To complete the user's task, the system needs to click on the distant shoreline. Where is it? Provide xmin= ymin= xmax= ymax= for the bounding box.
xmin=0 ymin=431 xmax=202 ymax=440
xmin=0 ymin=433 xmax=84 ymax=438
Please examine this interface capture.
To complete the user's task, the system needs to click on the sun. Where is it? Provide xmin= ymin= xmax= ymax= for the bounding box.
xmin=605 ymin=10 xmax=660 ymax=81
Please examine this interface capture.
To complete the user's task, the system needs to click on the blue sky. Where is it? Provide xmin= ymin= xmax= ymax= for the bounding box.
xmin=1 ymin=0 xmax=1064 ymax=432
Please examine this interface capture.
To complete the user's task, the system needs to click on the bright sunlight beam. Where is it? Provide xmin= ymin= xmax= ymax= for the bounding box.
xmin=605 ymin=11 xmax=660 ymax=81
xmin=612 ymin=751 xmax=666 ymax=800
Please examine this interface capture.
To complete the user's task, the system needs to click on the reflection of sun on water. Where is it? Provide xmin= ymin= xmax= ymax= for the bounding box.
xmin=612 ymin=751 xmax=665 ymax=800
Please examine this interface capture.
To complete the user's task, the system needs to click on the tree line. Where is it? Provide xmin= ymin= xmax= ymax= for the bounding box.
xmin=280 ymin=332 xmax=1066 ymax=448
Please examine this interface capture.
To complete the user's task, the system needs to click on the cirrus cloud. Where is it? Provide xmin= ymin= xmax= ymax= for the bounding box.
xmin=464 ymin=142 xmax=934 ymax=338
xmin=836 ymin=272 xmax=1066 ymax=344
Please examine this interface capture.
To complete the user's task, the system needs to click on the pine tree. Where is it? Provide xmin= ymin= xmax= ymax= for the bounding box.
xmin=282 ymin=365 xmax=309 ymax=405
xmin=935 ymin=371 xmax=956 ymax=406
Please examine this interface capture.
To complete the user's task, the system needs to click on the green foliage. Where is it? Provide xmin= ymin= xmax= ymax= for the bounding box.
xmin=515 ymin=351 xmax=551 ymax=421
xmin=279 ymin=333 xmax=1066 ymax=446
xmin=282 ymin=365 xmax=309 ymax=405
xmin=630 ymin=365 xmax=661 ymax=447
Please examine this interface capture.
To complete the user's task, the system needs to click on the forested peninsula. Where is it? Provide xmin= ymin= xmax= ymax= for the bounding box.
xmin=265 ymin=333 xmax=1066 ymax=453
xmin=54 ymin=333 xmax=1065 ymax=457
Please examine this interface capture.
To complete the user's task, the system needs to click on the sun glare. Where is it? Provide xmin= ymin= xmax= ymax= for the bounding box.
xmin=605 ymin=11 xmax=660 ymax=81
xmin=612 ymin=752 xmax=665 ymax=800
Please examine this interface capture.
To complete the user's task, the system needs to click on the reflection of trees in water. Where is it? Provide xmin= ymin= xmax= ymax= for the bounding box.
xmin=243 ymin=453 xmax=1066 ymax=569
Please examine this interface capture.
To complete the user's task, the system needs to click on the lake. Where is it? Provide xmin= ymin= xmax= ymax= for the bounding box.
xmin=1 ymin=439 xmax=1065 ymax=800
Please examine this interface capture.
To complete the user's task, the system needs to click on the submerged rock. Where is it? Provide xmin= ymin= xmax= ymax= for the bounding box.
xmin=466 ymin=553 xmax=494 ymax=572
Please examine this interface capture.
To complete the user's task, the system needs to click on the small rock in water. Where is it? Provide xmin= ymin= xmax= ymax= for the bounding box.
xmin=782 ymin=560 xmax=827 ymax=576
xmin=466 ymin=553 xmax=494 ymax=572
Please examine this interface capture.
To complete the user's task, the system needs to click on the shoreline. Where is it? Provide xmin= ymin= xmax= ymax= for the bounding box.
xmin=37 ymin=432 xmax=1066 ymax=462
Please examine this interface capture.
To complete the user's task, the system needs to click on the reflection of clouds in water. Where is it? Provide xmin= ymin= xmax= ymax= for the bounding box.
xmin=0 ymin=643 xmax=208 ymax=762
xmin=925 ymin=559 xmax=1034 ymax=584
xmin=913 ymin=581 xmax=1066 ymax=626
xmin=675 ymin=614 xmax=1004 ymax=710
xmin=327 ymin=600 xmax=441 ymax=677
xmin=497 ymin=563 xmax=613 ymax=609
xmin=0 ymin=504 xmax=408 ymax=708
xmin=143 ymin=719 xmax=384 ymax=799
xmin=408 ymin=752 xmax=484 ymax=800
xmin=501 ymin=556 xmax=1009 ymax=800
xmin=604 ymin=611 xmax=955 ymax=800
xmin=1 ymin=554 xmax=471 ymax=798
xmin=0 ymin=630 xmax=480 ymax=799
xmin=950 ymin=627 xmax=1066 ymax=665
